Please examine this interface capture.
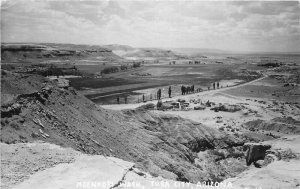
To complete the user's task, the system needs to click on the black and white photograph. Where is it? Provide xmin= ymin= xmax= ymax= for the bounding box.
xmin=1 ymin=0 xmax=300 ymax=188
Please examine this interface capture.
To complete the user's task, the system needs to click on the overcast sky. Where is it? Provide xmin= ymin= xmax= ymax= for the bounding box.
xmin=1 ymin=0 xmax=300 ymax=52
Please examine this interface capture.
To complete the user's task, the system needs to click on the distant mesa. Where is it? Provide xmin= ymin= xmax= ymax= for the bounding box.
xmin=123 ymin=48 xmax=187 ymax=60
xmin=101 ymin=44 xmax=188 ymax=60
xmin=1 ymin=43 xmax=121 ymax=63
xmin=102 ymin=44 xmax=136 ymax=51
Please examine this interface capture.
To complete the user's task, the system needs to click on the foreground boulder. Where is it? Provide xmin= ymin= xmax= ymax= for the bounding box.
xmin=226 ymin=135 xmax=300 ymax=189
xmin=244 ymin=143 xmax=271 ymax=166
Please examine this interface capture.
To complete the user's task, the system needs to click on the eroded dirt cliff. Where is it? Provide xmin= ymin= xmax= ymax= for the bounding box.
xmin=1 ymin=71 xmax=246 ymax=185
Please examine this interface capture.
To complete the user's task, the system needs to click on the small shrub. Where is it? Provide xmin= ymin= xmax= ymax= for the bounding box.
xmin=11 ymin=115 xmax=21 ymax=121
xmin=229 ymin=151 xmax=244 ymax=158
xmin=157 ymin=100 xmax=163 ymax=109
xmin=1 ymin=70 xmax=7 ymax=75
xmin=9 ymin=120 xmax=21 ymax=130
xmin=1 ymin=118 xmax=9 ymax=126
xmin=281 ymin=149 xmax=297 ymax=160
xmin=132 ymin=62 xmax=141 ymax=68
xmin=136 ymin=103 xmax=155 ymax=111
xmin=31 ymin=132 xmax=39 ymax=138
xmin=120 ymin=65 xmax=128 ymax=70
xmin=209 ymin=150 xmax=226 ymax=160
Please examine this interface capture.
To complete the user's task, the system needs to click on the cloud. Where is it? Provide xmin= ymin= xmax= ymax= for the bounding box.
xmin=241 ymin=1 xmax=299 ymax=15
xmin=1 ymin=0 xmax=299 ymax=52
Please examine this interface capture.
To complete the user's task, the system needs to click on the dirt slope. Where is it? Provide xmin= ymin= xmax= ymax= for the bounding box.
xmin=1 ymin=142 xmax=198 ymax=189
xmin=0 ymin=142 xmax=80 ymax=188
xmin=1 ymin=70 xmax=243 ymax=184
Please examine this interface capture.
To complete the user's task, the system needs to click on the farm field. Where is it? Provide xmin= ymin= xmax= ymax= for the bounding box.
xmin=69 ymin=63 xmax=265 ymax=105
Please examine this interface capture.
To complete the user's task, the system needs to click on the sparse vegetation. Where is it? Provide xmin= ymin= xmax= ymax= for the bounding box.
xmin=132 ymin=62 xmax=141 ymax=68
xmin=258 ymin=62 xmax=283 ymax=68
xmin=120 ymin=64 xmax=128 ymax=70
xmin=100 ymin=66 xmax=119 ymax=74
xmin=157 ymin=100 xmax=163 ymax=109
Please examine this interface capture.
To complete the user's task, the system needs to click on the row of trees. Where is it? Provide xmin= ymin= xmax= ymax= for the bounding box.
xmin=189 ymin=61 xmax=201 ymax=64
xmin=101 ymin=66 xmax=119 ymax=74
xmin=39 ymin=65 xmax=79 ymax=77
xmin=101 ymin=62 xmax=142 ymax=74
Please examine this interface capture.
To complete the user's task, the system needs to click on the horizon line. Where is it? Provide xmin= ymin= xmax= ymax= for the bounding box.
xmin=1 ymin=41 xmax=300 ymax=55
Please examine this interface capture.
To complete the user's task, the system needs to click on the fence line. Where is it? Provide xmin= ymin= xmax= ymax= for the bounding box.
xmin=113 ymin=83 xmax=231 ymax=105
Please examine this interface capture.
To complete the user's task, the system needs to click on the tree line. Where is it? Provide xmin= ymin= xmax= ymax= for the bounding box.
xmin=101 ymin=62 xmax=141 ymax=75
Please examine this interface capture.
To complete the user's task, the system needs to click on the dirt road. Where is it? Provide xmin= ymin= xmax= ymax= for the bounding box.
xmin=101 ymin=76 xmax=268 ymax=110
